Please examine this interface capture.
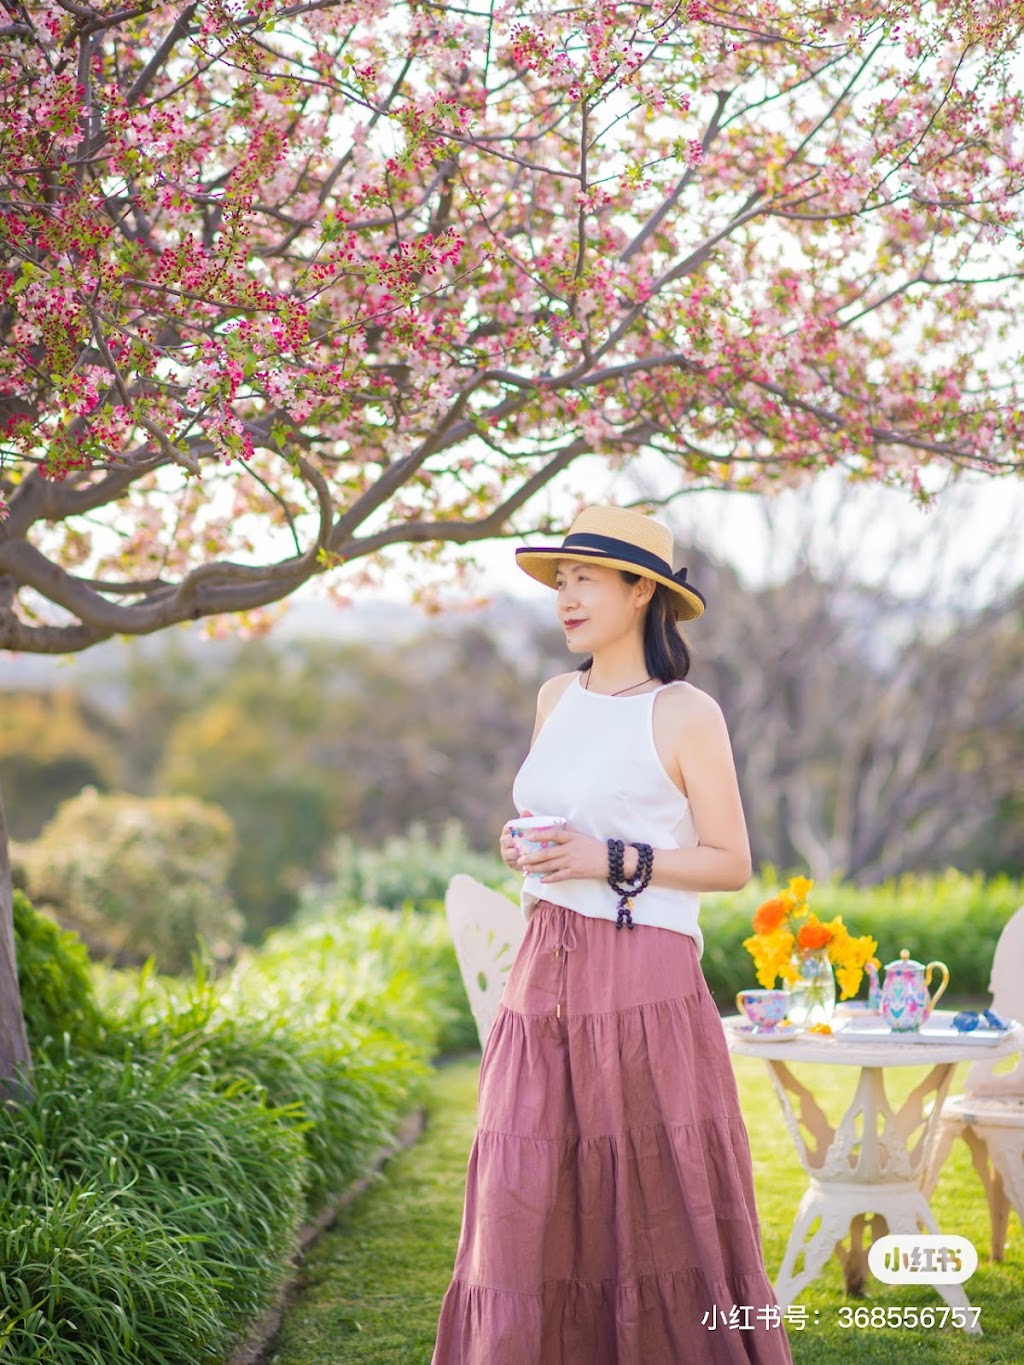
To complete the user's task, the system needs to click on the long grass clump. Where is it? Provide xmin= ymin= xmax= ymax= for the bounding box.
xmin=0 ymin=1041 xmax=306 ymax=1362
xmin=257 ymin=906 xmax=480 ymax=1056
xmin=0 ymin=894 xmax=451 ymax=1363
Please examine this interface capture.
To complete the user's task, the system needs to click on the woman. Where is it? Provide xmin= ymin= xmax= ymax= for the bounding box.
xmin=432 ymin=505 xmax=792 ymax=1365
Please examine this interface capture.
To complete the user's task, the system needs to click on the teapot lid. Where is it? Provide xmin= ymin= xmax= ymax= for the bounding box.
xmin=885 ymin=947 xmax=925 ymax=971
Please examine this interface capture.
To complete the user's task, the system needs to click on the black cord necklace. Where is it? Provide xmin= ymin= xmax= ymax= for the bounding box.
xmin=584 ymin=670 xmax=654 ymax=696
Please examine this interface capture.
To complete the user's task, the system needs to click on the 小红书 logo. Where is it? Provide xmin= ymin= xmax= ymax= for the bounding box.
xmin=868 ymin=1234 xmax=977 ymax=1284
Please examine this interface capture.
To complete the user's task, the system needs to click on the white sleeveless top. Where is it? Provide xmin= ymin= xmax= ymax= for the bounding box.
xmin=511 ymin=674 xmax=703 ymax=954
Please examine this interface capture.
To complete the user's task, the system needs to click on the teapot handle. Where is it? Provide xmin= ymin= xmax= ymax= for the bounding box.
xmin=925 ymin=961 xmax=950 ymax=1013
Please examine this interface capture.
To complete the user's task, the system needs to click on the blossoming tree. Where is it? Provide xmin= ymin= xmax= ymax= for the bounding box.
xmin=1 ymin=0 xmax=1022 ymax=1081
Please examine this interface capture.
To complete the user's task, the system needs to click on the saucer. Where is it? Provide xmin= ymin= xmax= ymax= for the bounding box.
xmin=732 ymin=1021 xmax=804 ymax=1042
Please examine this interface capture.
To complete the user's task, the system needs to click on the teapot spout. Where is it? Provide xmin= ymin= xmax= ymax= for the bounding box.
xmin=866 ymin=960 xmax=882 ymax=1012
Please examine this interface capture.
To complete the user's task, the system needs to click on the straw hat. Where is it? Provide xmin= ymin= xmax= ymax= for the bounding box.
xmin=515 ymin=506 xmax=705 ymax=620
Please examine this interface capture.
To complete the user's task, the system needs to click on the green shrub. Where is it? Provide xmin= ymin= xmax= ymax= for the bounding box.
xmin=258 ymin=906 xmax=479 ymax=1059
xmin=1 ymin=871 xmax=473 ymax=1362
xmin=16 ymin=787 xmax=244 ymax=973
xmin=305 ymin=819 xmax=516 ymax=916
xmin=295 ymin=865 xmax=1020 ymax=1035
xmin=12 ymin=889 xmax=105 ymax=1051
xmin=100 ymin=945 xmax=435 ymax=1215
xmin=0 ymin=1042 xmax=306 ymax=1363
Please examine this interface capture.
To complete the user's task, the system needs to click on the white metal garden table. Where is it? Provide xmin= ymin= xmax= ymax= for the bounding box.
xmin=724 ymin=1008 xmax=1024 ymax=1333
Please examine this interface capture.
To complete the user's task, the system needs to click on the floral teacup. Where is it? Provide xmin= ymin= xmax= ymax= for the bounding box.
xmin=508 ymin=815 xmax=566 ymax=857
xmin=736 ymin=989 xmax=790 ymax=1032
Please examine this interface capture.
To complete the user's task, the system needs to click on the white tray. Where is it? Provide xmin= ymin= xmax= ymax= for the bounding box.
xmin=835 ymin=1021 xmax=1019 ymax=1045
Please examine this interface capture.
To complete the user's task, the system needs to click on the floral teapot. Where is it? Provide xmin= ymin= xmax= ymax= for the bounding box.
xmin=865 ymin=949 xmax=950 ymax=1032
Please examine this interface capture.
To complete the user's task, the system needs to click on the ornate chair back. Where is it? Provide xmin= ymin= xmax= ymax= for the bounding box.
xmin=963 ymin=904 xmax=1024 ymax=1098
xmin=444 ymin=874 xmax=526 ymax=1050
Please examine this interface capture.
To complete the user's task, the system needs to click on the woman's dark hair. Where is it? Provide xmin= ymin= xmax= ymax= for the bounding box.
xmin=576 ymin=573 xmax=691 ymax=682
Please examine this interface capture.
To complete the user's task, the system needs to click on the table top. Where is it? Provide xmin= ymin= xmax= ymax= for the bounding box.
xmin=723 ymin=1008 xmax=1024 ymax=1066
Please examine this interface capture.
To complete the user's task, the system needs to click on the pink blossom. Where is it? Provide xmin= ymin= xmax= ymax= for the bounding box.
xmin=0 ymin=0 xmax=1021 ymax=648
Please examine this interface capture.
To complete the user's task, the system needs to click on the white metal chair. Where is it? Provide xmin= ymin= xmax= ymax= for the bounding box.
xmin=921 ymin=904 xmax=1024 ymax=1259
xmin=444 ymin=874 xmax=527 ymax=1049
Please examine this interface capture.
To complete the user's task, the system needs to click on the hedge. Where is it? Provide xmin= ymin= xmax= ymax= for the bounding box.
xmin=0 ymin=895 xmax=449 ymax=1363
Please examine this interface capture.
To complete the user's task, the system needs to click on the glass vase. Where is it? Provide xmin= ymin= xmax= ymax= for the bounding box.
xmin=786 ymin=948 xmax=836 ymax=1027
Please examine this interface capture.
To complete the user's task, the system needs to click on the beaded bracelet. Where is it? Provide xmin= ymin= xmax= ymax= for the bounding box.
xmin=613 ymin=842 xmax=653 ymax=929
xmin=607 ymin=839 xmax=654 ymax=930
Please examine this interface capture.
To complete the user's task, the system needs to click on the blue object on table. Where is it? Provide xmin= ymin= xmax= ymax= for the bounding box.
xmin=952 ymin=1008 xmax=1009 ymax=1034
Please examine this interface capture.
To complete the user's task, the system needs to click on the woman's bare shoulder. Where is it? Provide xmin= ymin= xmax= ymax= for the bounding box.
xmin=655 ymin=680 xmax=725 ymax=728
xmin=537 ymin=671 xmax=578 ymax=716
xmin=527 ymin=672 xmax=579 ymax=746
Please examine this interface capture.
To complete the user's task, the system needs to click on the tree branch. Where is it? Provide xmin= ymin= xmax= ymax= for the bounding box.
xmin=621 ymin=90 xmax=730 ymax=263
xmin=125 ymin=3 xmax=199 ymax=107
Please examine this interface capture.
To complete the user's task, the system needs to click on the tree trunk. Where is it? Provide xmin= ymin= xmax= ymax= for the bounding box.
xmin=0 ymin=776 xmax=32 ymax=1097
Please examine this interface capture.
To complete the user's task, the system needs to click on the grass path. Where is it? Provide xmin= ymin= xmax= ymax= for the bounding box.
xmin=269 ymin=1052 xmax=1023 ymax=1365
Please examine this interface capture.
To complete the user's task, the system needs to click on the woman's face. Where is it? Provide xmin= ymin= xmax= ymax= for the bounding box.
xmin=553 ymin=560 xmax=653 ymax=654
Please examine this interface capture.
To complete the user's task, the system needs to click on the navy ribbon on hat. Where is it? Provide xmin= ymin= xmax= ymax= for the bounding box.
xmin=553 ymin=532 xmax=704 ymax=603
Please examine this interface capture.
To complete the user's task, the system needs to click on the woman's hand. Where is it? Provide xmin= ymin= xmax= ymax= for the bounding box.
xmin=499 ymin=811 xmax=531 ymax=870
xmin=518 ymin=824 xmax=611 ymax=883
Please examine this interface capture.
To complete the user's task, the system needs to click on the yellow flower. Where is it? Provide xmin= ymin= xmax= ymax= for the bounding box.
xmin=742 ymin=929 xmax=794 ymax=989
xmin=788 ymin=875 xmax=815 ymax=903
xmin=744 ymin=880 xmax=877 ymax=999
xmin=823 ymin=919 xmax=878 ymax=998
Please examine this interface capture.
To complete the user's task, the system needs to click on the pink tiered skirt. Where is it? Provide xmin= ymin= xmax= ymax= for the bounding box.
xmin=432 ymin=899 xmax=792 ymax=1365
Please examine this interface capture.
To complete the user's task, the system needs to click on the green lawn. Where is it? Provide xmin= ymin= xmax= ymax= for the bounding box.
xmin=269 ymin=1052 xmax=1023 ymax=1365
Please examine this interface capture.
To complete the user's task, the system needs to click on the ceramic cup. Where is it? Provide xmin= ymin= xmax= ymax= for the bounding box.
xmin=508 ymin=815 xmax=566 ymax=856
xmin=735 ymin=988 xmax=790 ymax=1031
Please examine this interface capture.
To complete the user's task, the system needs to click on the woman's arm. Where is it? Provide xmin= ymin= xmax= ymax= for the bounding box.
xmin=642 ymin=684 xmax=752 ymax=892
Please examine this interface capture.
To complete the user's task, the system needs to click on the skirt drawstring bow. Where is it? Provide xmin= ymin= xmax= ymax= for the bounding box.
xmin=552 ymin=906 xmax=578 ymax=1020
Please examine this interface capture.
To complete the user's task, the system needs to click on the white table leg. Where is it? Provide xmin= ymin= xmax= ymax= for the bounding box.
xmin=773 ymin=1181 xmax=864 ymax=1308
xmin=763 ymin=1058 xmax=983 ymax=1332
xmin=881 ymin=1198 xmax=983 ymax=1335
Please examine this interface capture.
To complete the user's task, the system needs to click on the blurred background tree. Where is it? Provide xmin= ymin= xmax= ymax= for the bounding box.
xmin=155 ymin=646 xmax=340 ymax=936
xmin=0 ymin=691 xmax=119 ymax=840
xmin=678 ymin=499 xmax=1024 ymax=884
xmin=15 ymin=789 xmax=242 ymax=972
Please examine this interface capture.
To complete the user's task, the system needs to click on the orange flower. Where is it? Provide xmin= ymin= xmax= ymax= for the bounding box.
xmin=797 ymin=919 xmax=833 ymax=951
xmin=753 ymin=897 xmax=789 ymax=934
